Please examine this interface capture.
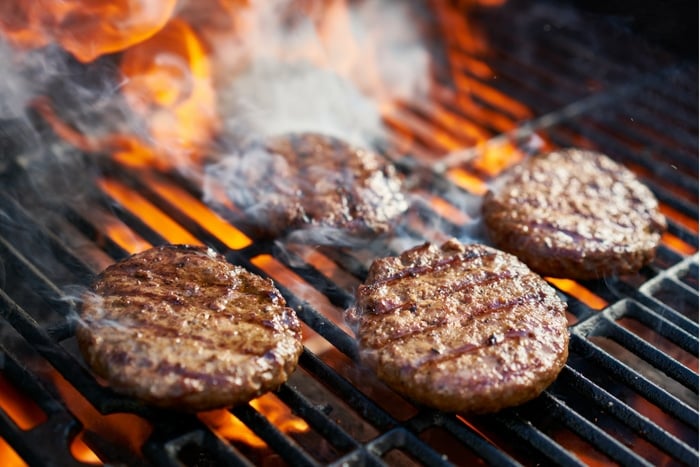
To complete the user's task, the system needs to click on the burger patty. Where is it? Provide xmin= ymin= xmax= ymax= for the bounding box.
xmin=348 ymin=239 xmax=569 ymax=413
xmin=77 ymin=245 xmax=303 ymax=411
xmin=205 ymin=132 xmax=408 ymax=240
xmin=482 ymin=149 xmax=667 ymax=280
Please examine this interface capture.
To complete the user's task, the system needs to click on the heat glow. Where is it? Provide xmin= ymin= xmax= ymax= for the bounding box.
xmin=0 ymin=437 xmax=26 ymax=467
xmin=0 ymin=0 xmax=176 ymax=62
xmin=0 ymin=374 xmax=47 ymax=430
xmin=198 ymin=394 xmax=309 ymax=448
xmin=119 ymin=18 xmax=218 ymax=170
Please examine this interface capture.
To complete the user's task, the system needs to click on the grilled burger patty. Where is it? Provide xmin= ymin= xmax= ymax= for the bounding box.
xmin=482 ymin=149 xmax=666 ymax=280
xmin=77 ymin=245 xmax=303 ymax=411
xmin=208 ymin=132 xmax=408 ymax=239
xmin=349 ymin=239 xmax=569 ymax=413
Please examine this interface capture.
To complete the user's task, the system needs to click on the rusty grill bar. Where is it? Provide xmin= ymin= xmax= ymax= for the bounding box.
xmin=0 ymin=1 xmax=698 ymax=466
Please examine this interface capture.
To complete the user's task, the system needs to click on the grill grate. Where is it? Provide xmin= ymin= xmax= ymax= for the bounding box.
xmin=1 ymin=0 xmax=698 ymax=466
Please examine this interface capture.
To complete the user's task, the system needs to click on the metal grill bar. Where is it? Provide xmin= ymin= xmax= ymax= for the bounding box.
xmin=0 ymin=1 xmax=697 ymax=465
xmin=539 ymin=392 xmax=655 ymax=467
xmin=569 ymin=334 xmax=698 ymax=429
xmin=605 ymin=320 xmax=698 ymax=392
xmin=558 ymin=365 xmax=698 ymax=466
xmin=0 ymin=350 xmax=81 ymax=467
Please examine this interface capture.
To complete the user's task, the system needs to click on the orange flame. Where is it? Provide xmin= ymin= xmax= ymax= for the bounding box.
xmin=70 ymin=431 xmax=102 ymax=465
xmin=118 ymin=18 xmax=219 ymax=170
xmin=0 ymin=373 xmax=47 ymax=430
xmin=546 ymin=278 xmax=608 ymax=311
xmin=143 ymin=174 xmax=252 ymax=250
xmin=48 ymin=368 xmax=152 ymax=464
xmin=97 ymin=177 xmax=202 ymax=246
xmin=199 ymin=393 xmax=309 ymax=448
xmin=0 ymin=0 xmax=176 ymax=62
xmin=102 ymin=219 xmax=153 ymax=256
xmin=0 ymin=437 xmax=26 ymax=467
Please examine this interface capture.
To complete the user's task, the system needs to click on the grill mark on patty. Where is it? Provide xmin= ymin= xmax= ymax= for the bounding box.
xmin=363 ymin=249 xmax=496 ymax=288
xmin=91 ymin=297 xmax=284 ymax=332
xmin=524 ymin=219 xmax=638 ymax=240
xmin=90 ymin=319 xmax=280 ymax=355
xmin=233 ymin=132 xmax=407 ymax=238
xmin=351 ymin=239 xmax=569 ymax=413
xmin=482 ymin=149 xmax=665 ymax=279
xmin=362 ymin=267 xmax=522 ymax=316
xmin=366 ymin=291 xmax=549 ymax=350
xmin=78 ymin=245 xmax=303 ymax=411
xmin=412 ymin=329 xmax=536 ymax=368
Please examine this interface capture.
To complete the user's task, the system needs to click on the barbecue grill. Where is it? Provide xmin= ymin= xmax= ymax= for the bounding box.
xmin=0 ymin=0 xmax=697 ymax=466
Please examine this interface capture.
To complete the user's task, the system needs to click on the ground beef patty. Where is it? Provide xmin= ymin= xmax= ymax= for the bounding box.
xmin=77 ymin=245 xmax=303 ymax=411
xmin=348 ymin=239 xmax=569 ymax=413
xmin=205 ymin=132 xmax=408 ymax=240
xmin=482 ymin=149 xmax=666 ymax=280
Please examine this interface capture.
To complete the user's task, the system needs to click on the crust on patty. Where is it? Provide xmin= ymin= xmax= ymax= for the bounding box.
xmin=77 ymin=245 xmax=303 ymax=411
xmin=204 ymin=132 xmax=408 ymax=241
xmin=349 ymin=239 xmax=569 ymax=413
xmin=482 ymin=148 xmax=666 ymax=280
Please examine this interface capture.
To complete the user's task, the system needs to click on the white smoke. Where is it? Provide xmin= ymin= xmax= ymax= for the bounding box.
xmin=206 ymin=0 xmax=431 ymax=148
xmin=219 ymin=59 xmax=383 ymax=147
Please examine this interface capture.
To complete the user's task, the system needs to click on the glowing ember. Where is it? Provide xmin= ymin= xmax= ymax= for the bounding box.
xmin=446 ymin=167 xmax=489 ymax=195
xmin=469 ymin=140 xmax=526 ymax=176
xmin=49 ymin=369 xmax=152 ymax=462
xmin=70 ymin=431 xmax=102 ymax=465
xmin=143 ymin=174 xmax=252 ymax=250
xmin=0 ymin=374 xmax=47 ymax=430
xmin=546 ymin=278 xmax=608 ymax=311
xmin=0 ymin=437 xmax=26 ymax=467
xmin=661 ymin=232 xmax=697 ymax=256
xmin=97 ymin=177 xmax=201 ymax=246
xmin=0 ymin=0 xmax=176 ymax=62
xmin=199 ymin=394 xmax=309 ymax=448
xmin=101 ymin=218 xmax=153 ymax=255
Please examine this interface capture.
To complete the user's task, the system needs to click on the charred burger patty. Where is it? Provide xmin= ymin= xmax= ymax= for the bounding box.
xmin=77 ymin=245 xmax=303 ymax=411
xmin=482 ymin=148 xmax=666 ymax=280
xmin=206 ymin=132 xmax=408 ymax=240
xmin=349 ymin=239 xmax=569 ymax=413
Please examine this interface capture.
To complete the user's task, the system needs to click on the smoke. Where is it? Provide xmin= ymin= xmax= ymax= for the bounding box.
xmin=201 ymin=0 xmax=433 ymax=246
xmin=219 ymin=59 xmax=383 ymax=147
xmin=207 ymin=0 xmax=431 ymax=148
xmin=0 ymin=0 xmax=436 ymax=251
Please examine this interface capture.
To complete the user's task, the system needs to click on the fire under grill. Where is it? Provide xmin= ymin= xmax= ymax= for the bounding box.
xmin=0 ymin=1 xmax=697 ymax=466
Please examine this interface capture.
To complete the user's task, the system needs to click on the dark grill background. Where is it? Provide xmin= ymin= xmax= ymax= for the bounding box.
xmin=0 ymin=0 xmax=697 ymax=466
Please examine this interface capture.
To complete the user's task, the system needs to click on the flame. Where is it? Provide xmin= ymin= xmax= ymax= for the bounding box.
xmin=119 ymin=18 xmax=219 ymax=170
xmin=661 ymin=232 xmax=697 ymax=256
xmin=70 ymin=431 xmax=102 ymax=465
xmin=0 ymin=437 xmax=26 ymax=467
xmin=198 ymin=393 xmax=309 ymax=448
xmin=48 ymin=369 xmax=152 ymax=464
xmin=0 ymin=373 xmax=47 ymax=430
xmin=312 ymin=0 xmax=389 ymax=107
xmin=97 ymin=177 xmax=202 ymax=246
xmin=546 ymin=278 xmax=608 ymax=311
xmin=446 ymin=167 xmax=489 ymax=195
xmin=0 ymin=0 xmax=177 ymax=62
xmin=102 ymin=218 xmax=153 ymax=255
xmin=143 ymin=174 xmax=251 ymax=250
xmin=422 ymin=192 xmax=473 ymax=225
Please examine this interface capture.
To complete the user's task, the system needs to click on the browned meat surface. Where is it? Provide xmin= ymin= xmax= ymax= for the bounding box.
xmin=348 ymin=239 xmax=569 ymax=413
xmin=77 ymin=245 xmax=303 ymax=411
xmin=482 ymin=148 xmax=666 ymax=280
xmin=206 ymin=132 xmax=408 ymax=240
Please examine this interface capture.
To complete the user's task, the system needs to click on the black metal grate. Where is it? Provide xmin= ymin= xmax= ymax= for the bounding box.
xmin=0 ymin=1 xmax=697 ymax=466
